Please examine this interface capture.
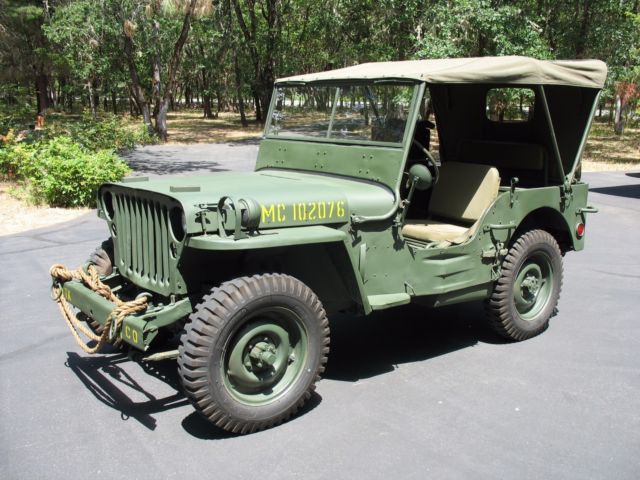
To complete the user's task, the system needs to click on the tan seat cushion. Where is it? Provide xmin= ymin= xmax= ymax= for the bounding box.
xmin=429 ymin=161 xmax=500 ymax=223
xmin=402 ymin=161 xmax=500 ymax=244
xmin=401 ymin=219 xmax=469 ymax=243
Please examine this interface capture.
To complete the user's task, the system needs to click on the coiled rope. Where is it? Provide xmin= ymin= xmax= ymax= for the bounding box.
xmin=49 ymin=264 xmax=148 ymax=353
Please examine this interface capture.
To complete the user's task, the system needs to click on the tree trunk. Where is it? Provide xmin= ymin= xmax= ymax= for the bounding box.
xmin=151 ymin=18 xmax=162 ymax=122
xmin=234 ymin=54 xmax=248 ymax=127
xmin=252 ymin=91 xmax=262 ymax=121
xmin=123 ymin=33 xmax=153 ymax=134
xmin=87 ymin=80 xmax=97 ymax=118
xmin=203 ymin=94 xmax=214 ymax=118
xmin=574 ymin=1 xmax=592 ymax=58
xmin=92 ymin=79 xmax=99 ymax=115
xmin=154 ymin=0 xmax=198 ymax=141
xmin=614 ymin=94 xmax=626 ymax=135
xmin=156 ymin=99 xmax=170 ymax=142
xmin=216 ymin=88 xmax=223 ymax=116
xmin=35 ymin=74 xmax=50 ymax=116
xmin=185 ymin=84 xmax=192 ymax=107
xmin=112 ymin=90 xmax=117 ymax=114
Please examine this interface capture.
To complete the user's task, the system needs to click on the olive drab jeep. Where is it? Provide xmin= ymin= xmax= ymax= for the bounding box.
xmin=50 ymin=56 xmax=606 ymax=434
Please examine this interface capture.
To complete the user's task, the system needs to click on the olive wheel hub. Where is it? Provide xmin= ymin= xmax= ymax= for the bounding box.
xmin=223 ymin=310 xmax=308 ymax=406
xmin=514 ymin=256 xmax=553 ymax=320
xmin=248 ymin=340 xmax=278 ymax=369
xmin=520 ymin=272 xmax=540 ymax=297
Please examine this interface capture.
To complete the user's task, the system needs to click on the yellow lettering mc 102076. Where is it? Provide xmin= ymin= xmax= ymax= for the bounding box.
xmin=260 ymin=200 xmax=346 ymax=224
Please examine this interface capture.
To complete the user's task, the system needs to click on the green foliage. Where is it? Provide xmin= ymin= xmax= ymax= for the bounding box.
xmin=46 ymin=114 xmax=157 ymax=151
xmin=0 ymin=136 xmax=131 ymax=207
xmin=0 ymin=134 xmax=37 ymax=179
xmin=28 ymin=137 xmax=130 ymax=207
xmin=2 ymin=0 xmax=639 ymax=137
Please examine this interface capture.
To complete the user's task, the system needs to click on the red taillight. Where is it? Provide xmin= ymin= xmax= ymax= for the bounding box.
xmin=576 ymin=222 xmax=585 ymax=238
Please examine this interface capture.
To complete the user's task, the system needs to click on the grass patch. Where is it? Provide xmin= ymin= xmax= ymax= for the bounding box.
xmin=166 ymin=111 xmax=263 ymax=144
xmin=583 ymin=121 xmax=639 ymax=171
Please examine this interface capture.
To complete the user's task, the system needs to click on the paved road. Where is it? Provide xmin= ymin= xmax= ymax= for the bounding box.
xmin=1 ymin=144 xmax=639 ymax=479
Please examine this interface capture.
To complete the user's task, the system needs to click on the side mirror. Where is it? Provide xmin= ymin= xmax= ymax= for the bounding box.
xmin=409 ymin=163 xmax=433 ymax=191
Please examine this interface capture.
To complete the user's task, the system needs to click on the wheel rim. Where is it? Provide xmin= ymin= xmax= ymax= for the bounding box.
xmin=222 ymin=306 xmax=308 ymax=406
xmin=513 ymin=252 xmax=554 ymax=321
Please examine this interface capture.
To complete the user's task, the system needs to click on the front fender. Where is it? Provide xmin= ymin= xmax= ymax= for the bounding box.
xmin=186 ymin=225 xmax=371 ymax=314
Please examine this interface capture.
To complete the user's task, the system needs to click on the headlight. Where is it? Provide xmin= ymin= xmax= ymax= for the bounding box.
xmin=102 ymin=191 xmax=115 ymax=220
xmin=239 ymin=198 xmax=261 ymax=230
xmin=169 ymin=207 xmax=186 ymax=241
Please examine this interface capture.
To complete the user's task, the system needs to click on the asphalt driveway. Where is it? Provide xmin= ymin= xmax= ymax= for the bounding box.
xmin=1 ymin=144 xmax=639 ymax=479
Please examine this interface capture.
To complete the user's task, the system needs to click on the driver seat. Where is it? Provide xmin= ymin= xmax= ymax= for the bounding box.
xmin=402 ymin=162 xmax=500 ymax=244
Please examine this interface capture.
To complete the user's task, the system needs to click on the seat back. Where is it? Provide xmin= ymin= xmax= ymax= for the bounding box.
xmin=428 ymin=161 xmax=500 ymax=224
xmin=458 ymin=140 xmax=548 ymax=187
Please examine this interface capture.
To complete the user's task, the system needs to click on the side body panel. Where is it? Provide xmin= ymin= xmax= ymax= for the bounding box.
xmin=182 ymin=181 xmax=589 ymax=315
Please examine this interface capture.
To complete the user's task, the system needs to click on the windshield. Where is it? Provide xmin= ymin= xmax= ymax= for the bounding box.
xmin=266 ymin=83 xmax=416 ymax=146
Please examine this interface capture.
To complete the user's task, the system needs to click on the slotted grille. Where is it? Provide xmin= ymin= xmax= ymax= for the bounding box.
xmin=112 ymin=193 xmax=171 ymax=291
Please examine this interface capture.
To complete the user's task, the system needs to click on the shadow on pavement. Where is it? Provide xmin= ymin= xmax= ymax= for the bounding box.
xmin=123 ymin=159 xmax=228 ymax=176
xmin=65 ymin=301 xmax=503 ymax=437
xmin=181 ymin=392 xmax=323 ymax=440
xmin=590 ymin=184 xmax=640 ymax=199
xmin=625 ymin=172 xmax=640 ymax=178
xmin=65 ymin=351 xmax=189 ymax=431
xmin=325 ymin=302 xmax=505 ymax=382
xmin=224 ymin=138 xmax=261 ymax=146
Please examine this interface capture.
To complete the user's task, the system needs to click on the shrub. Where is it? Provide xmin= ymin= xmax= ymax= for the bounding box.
xmin=52 ymin=114 xmax=156 ymax=151
xmin=0 ymin=136 xmax=131 ymax=207
xmin=28 ymin=136 xmax=131 ymax=207
xmin=1 ymin=113 xmax=147 ymax=208
xmin=0 ymin=135 xmax=38 ymax=180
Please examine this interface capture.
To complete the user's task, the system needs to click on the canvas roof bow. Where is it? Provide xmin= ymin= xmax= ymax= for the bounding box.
xmin=276 ymin=56 xmax=607 ymax=89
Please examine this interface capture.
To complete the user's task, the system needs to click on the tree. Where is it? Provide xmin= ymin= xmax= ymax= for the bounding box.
xmin=118 ymin=0 xmax=201 ymax=140
xmin=231 ymin=0 xmax=283 ymax=122
xmin=44 ymin=0 xmax=120 ymax=118
xmin=0 ymin=1 xmax=53 ymax=117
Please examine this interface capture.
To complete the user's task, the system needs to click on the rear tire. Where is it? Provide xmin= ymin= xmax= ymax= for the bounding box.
xmin=486 ymin=229 xmax=563 ymax=341
xmin=178 ymin=274 xmax=330 ymax=434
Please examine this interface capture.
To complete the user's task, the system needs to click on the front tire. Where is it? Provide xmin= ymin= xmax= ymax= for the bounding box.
xmin=178 ymin=274 xmax=330 ymax=434
xmin=486 ymin=229 xmax=563 ymax=341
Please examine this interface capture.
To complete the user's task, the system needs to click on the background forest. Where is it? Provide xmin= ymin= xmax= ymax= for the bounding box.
xmin=1 ymin=0 xmax=639 ymax=136
xmin=0 ymin=0 xmax=639 ymax=209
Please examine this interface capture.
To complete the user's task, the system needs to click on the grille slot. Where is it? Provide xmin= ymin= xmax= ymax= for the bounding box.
xmin=112 ymin=193 xmax=171 ymax=290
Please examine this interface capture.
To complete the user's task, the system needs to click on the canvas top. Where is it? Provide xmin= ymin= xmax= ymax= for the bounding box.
xmin=276 ymin=56 xmax=607 ymax=89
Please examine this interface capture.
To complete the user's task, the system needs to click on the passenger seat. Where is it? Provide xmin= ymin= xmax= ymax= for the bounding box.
xmin=402 ymin=162 xmax=500 ymax=244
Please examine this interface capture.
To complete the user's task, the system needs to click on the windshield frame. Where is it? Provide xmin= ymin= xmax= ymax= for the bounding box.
xmin=264 ymin=80 xmax=422 ymax=149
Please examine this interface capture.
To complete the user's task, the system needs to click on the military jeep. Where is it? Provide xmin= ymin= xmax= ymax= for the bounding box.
xmin=52 ymin=56 xmax=606 ymax=433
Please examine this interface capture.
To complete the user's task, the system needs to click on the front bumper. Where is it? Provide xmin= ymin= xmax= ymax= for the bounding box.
xmin=61 ymin=280 xmax=193 ymax=351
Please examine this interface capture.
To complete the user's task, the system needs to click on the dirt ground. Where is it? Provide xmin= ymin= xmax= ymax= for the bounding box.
xmin=582 ymin=122 xmax=639 ymax=171
xmin=166 ymin=111 xmax=263 ymax=144
xmin=0 ymin=182 xmax=89 ymax=236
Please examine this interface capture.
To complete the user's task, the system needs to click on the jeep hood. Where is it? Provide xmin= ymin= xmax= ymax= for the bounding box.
xmin=101 ymin=169 xmax=395 ymax=232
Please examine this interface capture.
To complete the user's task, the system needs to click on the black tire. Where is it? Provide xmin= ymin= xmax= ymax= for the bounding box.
xmin=84 ymin=239 xmax=121 ymax=347
xmin=87 ymin=239 xmax=114 ymax=277
xmin=486 ymin=229 xmax=563 ymax=341
xmin=178 ymin=274 xmax=330 ymax=434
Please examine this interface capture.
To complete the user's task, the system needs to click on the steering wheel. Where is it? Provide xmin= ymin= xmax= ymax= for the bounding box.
xmin=411 ymin=139 xmax=439 ymax=184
